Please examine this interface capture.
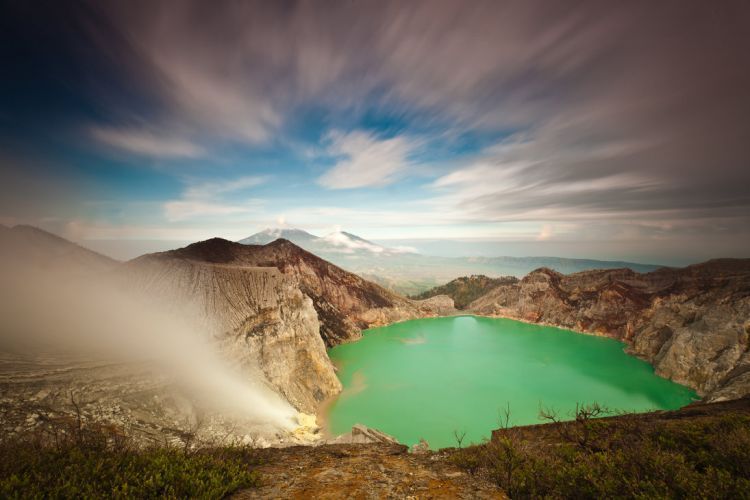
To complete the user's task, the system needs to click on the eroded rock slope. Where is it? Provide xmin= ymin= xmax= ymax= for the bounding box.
xmin=468 ymin=259 xmax=750 ymax=399
xmin=123 ymin=257 xmax=341 ymax=413
xmin=137 ymin=237 xmax=451 ymax=347
xmin=412 ymin=274 xmax=519 ymax=309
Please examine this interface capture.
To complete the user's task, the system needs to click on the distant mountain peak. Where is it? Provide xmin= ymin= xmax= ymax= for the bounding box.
xmin=164 ymin=237 xmax=240 ymax=263
xmin=262 ymin=227 xmax=314 ymax=236
xmin=0 ymin=224 xmax=118 ymax=268
xmin=237 ymin=227 xmax=319 ymax=245
xmin=321 ymin=230 xmax=385 ymax=254
xmin=238 ymin=227 xmax=418 ymax=256
xmin=339 ymin=231 xmax=368 ymax=241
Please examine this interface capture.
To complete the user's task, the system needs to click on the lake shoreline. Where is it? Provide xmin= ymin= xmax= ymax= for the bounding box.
xmin=323 ymin=315 xmax=697 ymax=449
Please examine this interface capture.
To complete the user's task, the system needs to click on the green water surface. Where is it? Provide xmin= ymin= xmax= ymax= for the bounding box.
xmin=327 ymin=316 xmax=697 ymax=449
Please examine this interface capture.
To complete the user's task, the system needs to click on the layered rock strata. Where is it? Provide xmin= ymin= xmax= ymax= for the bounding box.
xmin=124 ymin=257 xmax=341 ymax=413
xmin=468 ymin=259 xmax=750 ymax=400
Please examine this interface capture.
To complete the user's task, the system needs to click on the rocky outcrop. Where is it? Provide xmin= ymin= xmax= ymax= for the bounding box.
xmin=123 ymin=257 xmax=341 ymax=413
xmin=468 ymin=260 xmax=750 ymax=399
xmin=327 ymin=423 xmax=400 ymax=445
xmin=412 ymin=275 xmax=519 ymax=309
xmin=412 ymin=295 xmax=457 ymax=316
xmin=140 ymin=238 xmax=447 ymax=347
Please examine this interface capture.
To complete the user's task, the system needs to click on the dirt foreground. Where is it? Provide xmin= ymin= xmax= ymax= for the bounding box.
xmin=232 ymin=443 xmax=504 ymax=499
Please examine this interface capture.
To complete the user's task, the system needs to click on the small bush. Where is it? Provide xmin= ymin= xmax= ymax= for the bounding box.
xmin=447 ymin=406 xmax=750 ymax=499
xmin=0 ymin=420 xmax=260 ymax=499
xmin=449 ymin=445 xmax=483 ymax=475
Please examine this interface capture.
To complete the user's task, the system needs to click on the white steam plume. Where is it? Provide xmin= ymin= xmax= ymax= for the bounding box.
xmin=0 ymin=260 xmax=298 ymax=430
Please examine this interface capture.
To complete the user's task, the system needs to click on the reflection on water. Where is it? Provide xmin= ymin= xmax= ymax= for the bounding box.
xmin=399 ymin=335 xmax=427 ymax=345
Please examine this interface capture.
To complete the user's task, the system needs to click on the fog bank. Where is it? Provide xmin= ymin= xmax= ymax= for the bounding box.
xmin=0 ymin=260 xmax=298 ymax=430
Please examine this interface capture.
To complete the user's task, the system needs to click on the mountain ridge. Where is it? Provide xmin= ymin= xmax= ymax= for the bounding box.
xmin=411 ymin=274 xmax=519 ymax=309
xmin=465 ymin=258 xmax=750 ymax=400
xmin=239 ymin=227 xmax=413 ymax=255
xmin=133 ymin=236 xmax=449 ymax=347
xmin=236 ymin=227 xmax=665 ymax=296
xmin=0 ymin=224 xmax=118 ymax=274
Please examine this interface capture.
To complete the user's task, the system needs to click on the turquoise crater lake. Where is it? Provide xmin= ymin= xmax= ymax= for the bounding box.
xmin=327 ymin=316 xmax=697 ymax=449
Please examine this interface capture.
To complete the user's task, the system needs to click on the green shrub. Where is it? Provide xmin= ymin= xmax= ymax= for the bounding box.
xmin=448 ymin=445 xmax=483 ymax=475
xmin=447 ymin=408 xmax=750 ymax=499
xmin=0 ymin=423 xmax=260 ymax=499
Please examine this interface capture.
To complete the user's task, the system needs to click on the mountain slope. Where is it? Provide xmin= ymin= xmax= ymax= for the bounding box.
xmin=458 ymin=255 xmax=662 ymax=275
xmin=0 ymin=227 xmax=443 ymax=418
xmin=411 ymin=274 xmax=519 ymax=309
xmin=123 ymin=254 xmax=340 ymax=413
xmin=468 ymin=259 xmax=750 ymax=400
xmin=237 ymin=228 xmax=664 ymax=296
xmin=0 ymin=224 xmax=118 ymax=272
xmin=239 ymin=227 xmax=412 ymax=256
xmin=133 ymin=237 xmax=448 ymax=347
xmin=238 ymin=228 xmax=320 ymax=246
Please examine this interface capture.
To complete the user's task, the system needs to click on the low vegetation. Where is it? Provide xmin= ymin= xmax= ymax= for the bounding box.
xmin=410 ymin=274 xmax=517 ymax=309
xmin=448 ymin=402 xmax=750 ymax=499
xmin=5 ymin=397 xmax=750 ymax=498
xmin=0 ymin=413 xmax=260 ymax=499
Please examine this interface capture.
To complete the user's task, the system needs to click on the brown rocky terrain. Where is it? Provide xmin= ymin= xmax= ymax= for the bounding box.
xmin=0 ymin=226 xmax=330 ymax=446
xmin=122 ymin=257 xmax=340 ymax=414
xmin=233 ymin=443 xmax=504 ymax=499
xmin=132 ymin=237 xmax=453 ymax=347
xmin=412 ymin=274 xmax=520 ymax=309
xmin=467 ymin=259 xmax=750 ymax=400
xmin=231 ymin=397 xmax=750 ymax=499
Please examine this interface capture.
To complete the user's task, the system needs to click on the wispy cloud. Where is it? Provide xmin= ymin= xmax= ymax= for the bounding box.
xmin=318 ymin=131 xmax=420 ymax=189
xmin=91 ymin=126 xmax=204 ymax=158
xmin=183 ymin=176 xmax=267 ymax=199
xmin=163 ymin=200 xmax=259 ymax=221
xmin=428 ymin=121 xmax=694 ymax=224
xmin=164 ymin=176 xmax=266 ymax=222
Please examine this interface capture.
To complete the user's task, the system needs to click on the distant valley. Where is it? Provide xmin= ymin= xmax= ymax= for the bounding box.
xmin=238 ymin=228 xmax=664 ymax=295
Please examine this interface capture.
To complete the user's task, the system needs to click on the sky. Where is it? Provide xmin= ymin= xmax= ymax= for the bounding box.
xmin=1 ymin=0 xmax=749 ymax=264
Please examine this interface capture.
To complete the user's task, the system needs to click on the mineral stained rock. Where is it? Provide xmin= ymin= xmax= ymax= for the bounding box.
xmin=468 ymin=259 xmax=750 ymax=399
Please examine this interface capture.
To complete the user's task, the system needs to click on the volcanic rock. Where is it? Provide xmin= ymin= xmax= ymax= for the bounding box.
xmin=468 ymin=259 xmax=750 ymax=399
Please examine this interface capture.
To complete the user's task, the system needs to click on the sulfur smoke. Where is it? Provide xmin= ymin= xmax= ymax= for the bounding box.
xmin=0 ymin=258 xmax=299 ymax=431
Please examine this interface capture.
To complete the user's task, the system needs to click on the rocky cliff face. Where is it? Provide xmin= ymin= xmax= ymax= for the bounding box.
xmin=123 ymin=256 xmax=341 ymax=414
xmin=144 ymin=238 xmax=450 ymax=347
xmin=468 ymin=259 xmax=750 ymax=400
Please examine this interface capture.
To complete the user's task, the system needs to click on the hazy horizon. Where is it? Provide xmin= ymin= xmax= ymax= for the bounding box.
xmin=2 ymin=1 xmax=749 ymax=264
xmin=70 ymin=225 xmax=683 ymax=267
